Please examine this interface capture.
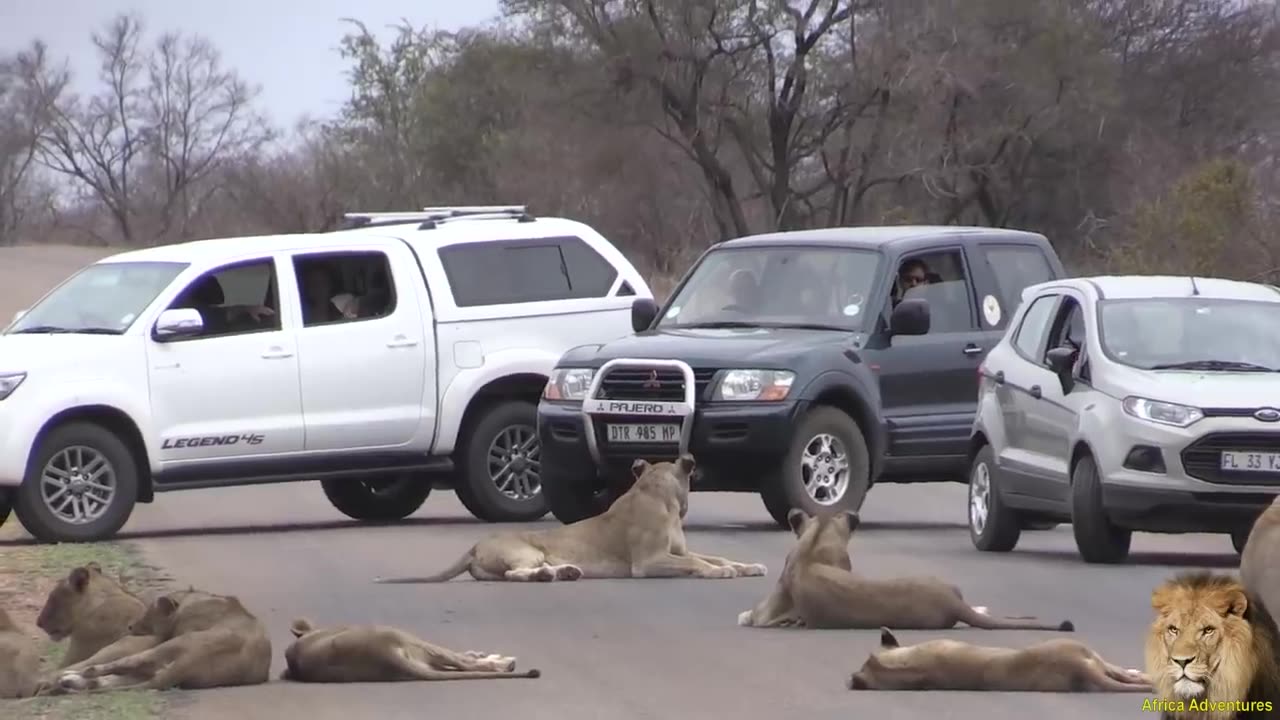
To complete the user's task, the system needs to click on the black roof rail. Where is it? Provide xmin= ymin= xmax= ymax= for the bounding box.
xmin=336 ymin=205 xmax=535 ymax=231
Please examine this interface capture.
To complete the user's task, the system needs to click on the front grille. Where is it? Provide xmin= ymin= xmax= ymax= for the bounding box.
xmin=1182 ymin=432 xmax=1280 ymax=485
xmin=596 ymin=367 xmax=717 ymax=402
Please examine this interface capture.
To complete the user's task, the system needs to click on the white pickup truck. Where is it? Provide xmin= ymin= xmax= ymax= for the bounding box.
xmin=0 ymin=206 xmax=652 ymax=543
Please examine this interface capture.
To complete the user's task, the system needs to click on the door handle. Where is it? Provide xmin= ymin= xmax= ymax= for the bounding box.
xmin=386 ymin=335 xmax=419 ymax=349
xmin=962 ymin=344 xmax=983 ymax=356
xmin=994 ymin=370 xmax=1005 ymax=385
xmin=261 ymin=348 xmax=294 ymax=359
xmin=1030 ymin=384 xmax=1042 ymax=399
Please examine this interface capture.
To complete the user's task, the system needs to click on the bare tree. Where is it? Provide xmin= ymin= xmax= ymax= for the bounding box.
xmin=0 ymin=43 xmax=63 ymax=246
xmin=29 ymin=13 xmax=272 ymax=245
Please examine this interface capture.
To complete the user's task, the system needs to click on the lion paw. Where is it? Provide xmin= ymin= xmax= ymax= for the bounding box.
xmin=57 ymin=672 xmax=93 ymax=692
xmin=554 ymin=564 xmax=583 ymax=581
xmin=737 ymin=610 xmax=753 ymax=626
xmin=735 ymin=563 xmax=767 ymax=577
xmin=708 ymin=566 xmax=738 ymax=579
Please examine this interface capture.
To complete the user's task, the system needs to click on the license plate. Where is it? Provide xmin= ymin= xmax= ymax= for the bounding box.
xmin=607 ymin=423 xmax=679 ymax=443
xmin=1220 ymin=451 xmax=1280 ymax=472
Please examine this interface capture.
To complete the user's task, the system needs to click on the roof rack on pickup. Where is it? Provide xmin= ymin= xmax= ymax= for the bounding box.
xmin=337 ymin=205 xmax=535 ymax=231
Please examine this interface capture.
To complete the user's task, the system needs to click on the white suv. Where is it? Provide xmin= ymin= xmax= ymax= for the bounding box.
xmin=0 ymin=206 xmax=651 ymax=543
xmin=968 ymin=275 xmax=1280 ymax=563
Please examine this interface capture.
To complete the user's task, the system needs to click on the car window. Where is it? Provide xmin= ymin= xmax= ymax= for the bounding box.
xmin=1047 ymin=297 xmax=1086 ymax=354
xmin=895 ymin=249 xmax=976 ymax=333
xmin=1012 ymin=294 xmax=1058 ymax=360
xmin=165 ymin=259 xmax=280 ymax=340
xmin=438 ymin=236 xmax=618 ymax=307
xmin=294 ymin=251 xmax=397 ymax=327
xmin=982 ymin=245 xmax=1055 ymax=323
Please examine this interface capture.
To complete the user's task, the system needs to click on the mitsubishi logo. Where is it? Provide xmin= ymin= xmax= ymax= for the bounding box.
xmin=1255 ymin=408 xmax=1280 ymax=422
xmin=642 ymin=370 xmax=662 ymax=389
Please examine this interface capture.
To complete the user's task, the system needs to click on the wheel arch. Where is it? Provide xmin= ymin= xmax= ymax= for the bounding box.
xmin=1068 ymin=440 xmax=1095 ymax=484
xmin=809 ymin=385 xmax=880 ymax=480
xmin=28 ymin=405 xmax=153 ymax=503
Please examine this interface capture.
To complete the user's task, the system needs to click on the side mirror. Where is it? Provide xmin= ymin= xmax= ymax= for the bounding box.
xmin=1045 ymin=345 xmax=1077 ymax=394
xmin=11 ymin=310 xmax=26 ymax=324
xmin=152 ymin=308 xmax=204 ymax=341
xmin=889 ymin=298 xmax=930 ymax=337
xmin=631 ymin=298 xmax=659 ymax=333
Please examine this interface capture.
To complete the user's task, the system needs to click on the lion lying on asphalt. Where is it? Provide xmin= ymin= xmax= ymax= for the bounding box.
xmin=282 ymin=618 xmax=541 ymax=682
xmin=35 ymin=562 xmax=146 ymax=668
xmin=0 ymin=608 xmax=41 ymax=699
xmin=848 ymin=627 xmax=1151 ymax=691
xmin=375 ymin=454 xmax=767 ymax=582
xmin=54 ymin=588 xmax=271 ymax=693
xmin=1240 ymin=496 xmax=1280 ymax=621
xmin=737 ymin=509 xmax=1074 ymax=631
xmin=1144 ymin=570 xmax=1280 ymax=720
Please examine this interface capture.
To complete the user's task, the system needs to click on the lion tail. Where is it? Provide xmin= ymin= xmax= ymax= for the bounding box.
xmin=960 ymin=604 xmax=1074 ymax=632
xmin=373 ymin=548 xmax=474 ymax=584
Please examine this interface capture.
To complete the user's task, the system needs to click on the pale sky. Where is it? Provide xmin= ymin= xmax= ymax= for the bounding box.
xmin=4 ymin=0 xmax=503 ymax=126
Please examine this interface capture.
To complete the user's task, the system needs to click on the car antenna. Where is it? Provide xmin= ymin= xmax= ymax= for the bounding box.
xmin=1189 ymin=276 xmax=1201 ymax=296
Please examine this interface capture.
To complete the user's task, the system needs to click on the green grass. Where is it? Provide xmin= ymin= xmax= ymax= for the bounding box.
xmin=0 ymin=538 xmax=172 ymax=720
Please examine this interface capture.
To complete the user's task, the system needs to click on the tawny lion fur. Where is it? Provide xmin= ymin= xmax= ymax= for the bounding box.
xmin=374 ymin=454 xmax=767 ymax=583
xmin=848 ymin=626 xmax=1151 ymax=692
xmin=281 ymin=618 xmax=541 ymax=682
xmin=0 ymin=608 xmax=41 ymax=699
xmin=53 ymin=587 xmax=271 ymax=693
xmin=1240 ymin=497 xmax=1280 ymax=625
xmin=737 ymin=509 xmax=1074 ymax=631
xmin=34 ymin=562 xmax=146 ymax=668
xmin=1144 ymin=571 xmax=1280 ymax=720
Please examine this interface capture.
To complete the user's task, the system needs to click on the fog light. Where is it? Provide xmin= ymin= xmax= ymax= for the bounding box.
xmin=1123 ymin=445 xmax=1166 ymax=473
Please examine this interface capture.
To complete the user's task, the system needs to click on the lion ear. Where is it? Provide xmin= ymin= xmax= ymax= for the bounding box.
xmin=675 ymin=453 xmax=696 ymax=477
xmin=157 ymin=596 xmax=179 ymax=615
xmin=1151 ymin=585 xmax=1175 ymax=615
xmin=879 ymin=627 xmax=899 ymax=648
xmin=70 ymin=567 xmax=91 ymax=592
xmin=845 ymin=511 xmax=861 ymax=533
xmin=631 ymin=458 xmax=650 ymax=479
xmin=1217 ymin=588 xmax=1248 ymax=618
xmin=787 ymin=508 xmax=809 ymax=536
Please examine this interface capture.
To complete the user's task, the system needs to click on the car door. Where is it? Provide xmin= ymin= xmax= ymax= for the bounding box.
xmin=291 ymin=241 xmax=431 ymax=452
xmin=147 ymin=255 xmax=305 ymax=465
xmin=1018 ymin=291 xmax=1090 ymax=498
xmin=991 ymin=291 xmax=1063 ymax=499
xmin=875 ymin=246 xmax=993 ymax=458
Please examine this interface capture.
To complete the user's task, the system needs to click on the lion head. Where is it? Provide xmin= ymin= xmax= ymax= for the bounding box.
xmin=35 ymin=562 xmax=108 ymax=641
xmin=784 ymin=508 xmax=857 ymax=573
xmin=1145 ymin=570 xmax=1280 ymax=718
xmin=631 ymin=454 xmax=696 ymax=517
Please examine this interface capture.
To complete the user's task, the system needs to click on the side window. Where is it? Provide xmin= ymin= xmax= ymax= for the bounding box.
xmin=438 ymin=237 xmax=619 ymax=307
xmin=982 ymin=245 xmax=1055 ymax=322
xmin=1044 ymin=296 xmax=1091 ymax=383
xmin=293 ymin=251 xmax=397 ymax=328
xmin=166 ymin=259 xmax=280 ymax=339
xmin=1012 ymin=294 xmax=1059 ymax=360
xmin=893 ymin=249 xmax=976 ymax=333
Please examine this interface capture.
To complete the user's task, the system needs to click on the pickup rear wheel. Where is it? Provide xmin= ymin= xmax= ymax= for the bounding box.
xmin=14 ymin=421 xmax=139 ymax=543
xmin=454 ymin=400 xmax=550 ymax=522
xmin=321 ymin=474 xmax=432 ymax=521
xmin=761 ymin=406 xmax=870 ymax=529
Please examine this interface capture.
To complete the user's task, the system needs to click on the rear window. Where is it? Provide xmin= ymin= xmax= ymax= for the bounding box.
xmin=981 ymin=244 xmax=1055 ymax=321
xmin=438 ymin=236 xmax=618 ymax=307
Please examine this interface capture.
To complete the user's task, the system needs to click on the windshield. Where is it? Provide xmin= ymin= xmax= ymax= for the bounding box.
xmin=1099 ymin=298 xmax=1280 ymax=371
xmin=657 ymin=246 xmax=883 ymax=331
xmin=7 ymin=261 xmax=189 ymax=335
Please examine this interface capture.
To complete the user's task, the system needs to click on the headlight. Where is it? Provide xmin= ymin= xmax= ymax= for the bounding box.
xmin=543 ymin=368 xmax=596 ymax=401
xmin=0 ymin=372 xmax=26 ymax=401
xmin=714 ymin=369 xmax=795 ymax=401
xmin=1122 ymin=396 xmax=1203 ymax=428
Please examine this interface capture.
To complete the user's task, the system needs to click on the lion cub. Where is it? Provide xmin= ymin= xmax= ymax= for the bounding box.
xmin=848 ymin=627 xmax=1151 ymax=692
xmin=35 ymin=562 xmax=146 ymax=668
xmin=282 ymin=618 xmax=541 ymax=682
xmin=737 ymin=509 xmax=1074 ymax=631
xmin=0 ymin=608 xmax=41 ymax=699
xmin=56 ymin=588 xmax=272 ymax=693
xmin=375 ymin=454 xmax=767 ymax=583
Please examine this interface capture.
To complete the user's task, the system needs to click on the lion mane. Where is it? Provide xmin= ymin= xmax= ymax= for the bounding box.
xmin=1144 ymin=570 xmax=1280 ymax=720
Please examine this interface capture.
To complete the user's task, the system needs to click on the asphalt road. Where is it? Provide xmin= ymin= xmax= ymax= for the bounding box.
xmin=11 ymin=480 xmax=1229 ymax=720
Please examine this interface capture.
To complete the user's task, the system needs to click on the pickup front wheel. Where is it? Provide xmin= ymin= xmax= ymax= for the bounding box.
xmin=454 ymin=400 xmax=550 ymax=522
xmin=761 ymin=406 xmax=870 ymax=529
xmin=321 ymin=474 xmax=432 ymax=521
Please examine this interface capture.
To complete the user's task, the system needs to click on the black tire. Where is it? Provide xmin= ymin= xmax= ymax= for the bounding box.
xmin=321 ymin=474 xmax=432 ymax=521
xmin=0 ymin=488 xmax=12 ymax=529
xmin=761 ymin=406 xmax=871 ymax=529
xmin=541 ymin=468 xmax=621 ymax=525
xmin=453 ymin=400 xmax=549 ymax=522
xmin=1070 ymin=453 xmax=1131 ymax=564
xmin=14 ymin=422 xmax=139 ymax=544
xmin=967 ymin=444 xmax=1021 ymax=552
xmin=1231 ymin=527 xmax=1250 ymax=555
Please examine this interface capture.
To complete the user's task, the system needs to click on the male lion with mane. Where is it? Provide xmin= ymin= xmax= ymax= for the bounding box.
xmin=848 ymin=627 xmax=1151 ymax=692
xmin=374 ymin=454 xmax=767 ymax=582
xmin=1145 ymin=570 xmax=1280 ymax=720
xmin=1240 ymin=496 xmax=1280 ymax=623
xmin=737 ymin=509 xmax=1074 ymax=631
xmin=282 ymin=618 xmax=541 ymax=682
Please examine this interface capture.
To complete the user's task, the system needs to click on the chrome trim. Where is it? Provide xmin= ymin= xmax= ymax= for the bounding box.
xmin=581 ymin=358 xmax=697 ymax=469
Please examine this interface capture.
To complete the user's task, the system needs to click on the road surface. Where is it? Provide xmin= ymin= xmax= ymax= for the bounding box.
xmin=6 ymin=481 xmax=1238 ymax=720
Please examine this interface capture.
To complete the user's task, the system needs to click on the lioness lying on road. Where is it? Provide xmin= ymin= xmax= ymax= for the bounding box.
xmin=737 ymin=509 xmax=1074 ymax=631
xmin=1240 ymin=496 xmax=1280 ymax=619
xmin=375 ymin=454 xmax=767 ymax=582
xmin=282 ymin=618 xmax=541 ymax=682
xmin=35 ymin=562 xmax=146 ymax=668
xmin=54 ymin=588 xmax=271 ymax=692
xmin=0 ymin=608 xmax=41 ymax=699
xmin=847 ymin=627 xmax=1151 ymax=691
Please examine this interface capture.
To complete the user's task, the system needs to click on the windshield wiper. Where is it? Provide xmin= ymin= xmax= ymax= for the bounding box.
xmin=758 ymin=322 xmax=852 ymax=332
xmin=673 ymin=321 xmax=765 ymax=329
xmin=671 ymin=320 xmax=851 ymax=332
xmin=9 ymin=325 xmax=122 ymax=335
xmin=1149 ymin=360 xmax=1278 ymax=372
